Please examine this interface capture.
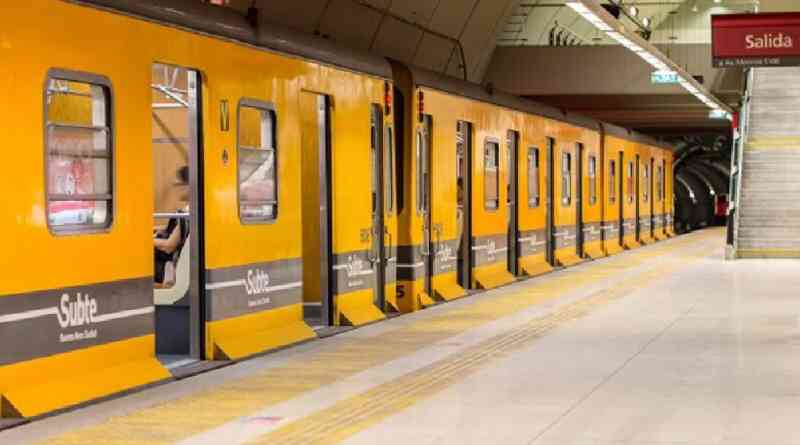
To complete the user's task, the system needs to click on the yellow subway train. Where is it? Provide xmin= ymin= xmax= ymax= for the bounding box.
xmin=0 ymin=0 xmax=674 ymax=419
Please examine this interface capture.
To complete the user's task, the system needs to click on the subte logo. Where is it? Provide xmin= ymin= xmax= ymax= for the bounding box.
xmin=56 ymin=292 xmax=98 ymax=329
xmin=245 ymin=269 xmax=271 ymax=296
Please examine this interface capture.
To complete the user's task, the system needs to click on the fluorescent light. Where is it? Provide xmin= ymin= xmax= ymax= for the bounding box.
xmin=565 ymin=2 xmax=612 ymax=31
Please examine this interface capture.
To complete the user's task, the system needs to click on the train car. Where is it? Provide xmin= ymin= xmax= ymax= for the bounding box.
xmin=652 ymin=147 xmax=668 ymax=241
xmin=637 ymin=143 xmax=656 ymax=245
xmin=621 ymin=139 xmax=641 ymax=249
xmin=392 ymin=66 xmax=518 ymax=311
xmin=600 ymin=127 xmax=628 ymax=256
xmin=578 ymin=127 xmax=606 ymax=259
xmin=665 ymin=150 xmax=677 ymax=236
xmin=0 ymin=0 xmax=398 ymax=418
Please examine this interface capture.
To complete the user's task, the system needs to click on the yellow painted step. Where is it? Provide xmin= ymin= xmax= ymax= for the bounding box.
xmin=474 ymin=269 xmax=515 ymax=290
xmin=433 ymin=282 xmax=466 ymax=301
xmin=519 ymin=259 xmax=553 ymax=277
xmin=0 ymin=336 xmax=169 ymax=418
xmin=213 ymin=321 xmax=316 ymax=361
xmin=556 ymin=252 xmax=583 ymax=267
xmin=584 ymin=246 xmax=606 ymax=260
xmin=418 ymin=291 xmax=437 ymax=308
xmin=337 ymin=292 xmax=386 ymax=326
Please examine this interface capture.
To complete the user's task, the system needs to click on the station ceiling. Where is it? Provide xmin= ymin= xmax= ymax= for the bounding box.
xmin=208 ymin=1 xmax=749 ymax=138
xmin=220 ymin=0 xmax=518 ymax=82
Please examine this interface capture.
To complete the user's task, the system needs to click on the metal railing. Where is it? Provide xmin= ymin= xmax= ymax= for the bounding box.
xmin=727 ymin=67 xmax=753 ymax=250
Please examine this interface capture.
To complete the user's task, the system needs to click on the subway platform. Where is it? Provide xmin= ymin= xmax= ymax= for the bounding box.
xmin=4 ymin=227 xmax=800 ymax=445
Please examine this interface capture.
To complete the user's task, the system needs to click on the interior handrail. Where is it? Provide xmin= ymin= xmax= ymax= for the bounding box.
xmin=154 ymin=212 xmax=190 ymax=219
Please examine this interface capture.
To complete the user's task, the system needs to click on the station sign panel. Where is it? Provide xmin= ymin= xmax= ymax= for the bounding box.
xmin=712 ymin=12 xmax=800 ymax=67
xmin=651 ymin=71 xmax=679 ymax=84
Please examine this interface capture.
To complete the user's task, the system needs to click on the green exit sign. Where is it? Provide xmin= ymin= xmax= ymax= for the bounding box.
xmin=651 ymin=71 xmax=679 ymax=84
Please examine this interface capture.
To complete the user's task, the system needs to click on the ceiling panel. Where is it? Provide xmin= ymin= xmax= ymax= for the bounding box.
xmin=413 ymin=33 xmax=456 ymax=74
xmin=372 ymin=16 xmax=424 ymax=63
xmin=318 ymin=0 xmax=383 ymax=51
xmin=201 ymin=0 xmax=517 ymax=82
xmin=456 ymin=0 xmax=515 ymax=78
xmin=388 ymin=0 xmax=438 ymax=25
xmin=427 ymin=0 xmax=478 ymax=37
xmin=253 ymin=0 xmax=328 ymax=32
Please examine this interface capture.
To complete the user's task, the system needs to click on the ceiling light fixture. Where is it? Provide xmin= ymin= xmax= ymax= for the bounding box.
xmin=565 ymin=0 xmax=732 ymax=117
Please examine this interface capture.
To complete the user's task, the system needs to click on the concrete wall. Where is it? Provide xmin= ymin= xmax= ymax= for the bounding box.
xmin=484 ymin=44 xmax=741 ymax=97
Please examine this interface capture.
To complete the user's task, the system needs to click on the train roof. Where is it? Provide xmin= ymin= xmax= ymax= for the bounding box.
xmin=67 ymin=0 xmax=671 ymax=152
xmin=67 ymin=0 xmax=394 ymax=79
xmin=406 ymin=65 xmax=672 ymax=151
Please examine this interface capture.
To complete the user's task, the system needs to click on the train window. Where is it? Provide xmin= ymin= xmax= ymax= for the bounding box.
xmin=385 ymin=126 xmax=394 ymax=213
xmin=45 ymin=71 xmax=113 ymax=234
xmin=484 ymin=140 xmax=500 ymax=211
xmin=643 ymin=164 xmax=650 ymax=202
xmin=527 ymin=147 xmax=540 ymax=208
xmin=561 ymin=151 xmax=572 ymax=206
xmin=238 ymin=100 xmax=277 ymax=223
xmin=588 ymin=155 xmax=597 ymax=205
xmin=627 ymin=161 xmax=635 ymax=203
xmin=609 ymin=160 xmax=616 ymax=203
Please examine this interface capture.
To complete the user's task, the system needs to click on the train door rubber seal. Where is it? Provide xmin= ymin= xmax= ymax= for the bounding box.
xmin=618 ymin=151 xmax=624 ymax=246
xmin=318 ymin=95 xmax=334 ymax=326
xmin=545 ymin=138 xmax=556 ymax=266
xmin=187 ymin=69 xmax=206 ymax=360
xmin=507 ymin=130 xmax=519 ymax=276
xmin=370 ymin=104 xmax=386 ymax=312
xmin=576 ymin=143 xmax=584 ymax=258
xmin=635 ymin=154 xmax=641 ymax=242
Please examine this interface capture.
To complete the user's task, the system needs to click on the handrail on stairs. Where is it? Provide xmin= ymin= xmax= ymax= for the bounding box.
xmin=728 ymin=67 xmax=754 ymax=252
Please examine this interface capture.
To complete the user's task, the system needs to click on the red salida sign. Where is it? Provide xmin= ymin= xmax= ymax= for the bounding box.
xmin=712 ymin=13 xmax=800 ymax=67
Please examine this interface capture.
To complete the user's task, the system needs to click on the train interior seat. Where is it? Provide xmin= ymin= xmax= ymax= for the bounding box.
xmin=154 ymin=236 xmax=190 ymax=306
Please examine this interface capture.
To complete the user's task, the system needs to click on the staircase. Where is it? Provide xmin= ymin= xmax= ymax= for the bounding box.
xmin=735 ymin=67 xmax=800 ymax=258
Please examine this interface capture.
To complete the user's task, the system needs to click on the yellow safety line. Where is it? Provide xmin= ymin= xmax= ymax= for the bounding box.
xmin=745 ymin=137 xmax=800 ymax=149
xmin=37 ymin=230 xmax=718 ymax=445
xmin=244 ymin=237 xmax=716 ymax=445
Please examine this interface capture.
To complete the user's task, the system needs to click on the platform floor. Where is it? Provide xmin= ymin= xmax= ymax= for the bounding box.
xmin=5 ymin=227 xmax=800 ymax=445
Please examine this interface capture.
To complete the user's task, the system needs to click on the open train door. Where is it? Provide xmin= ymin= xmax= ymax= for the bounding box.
xmin=300 ymin=92 xmax=334 ymax=328
xmin=507 ymin=130 xmax=520 ymax=276
xmin=576 ymin=143 xmax=585 ymax=258
xmin=546 ymin=138 xmax=556 ymax=266
xmin=457 ymin=121 xmax=473 ymax=290
xmin=635 ymin=154 xmax=641 ymax=243
xmin=151 ymin=63 xmax=209 ymax=372
xmin=419 ymin=115 xmax=434 ymax=300
xmin=618 ymin=151 xmax=625 ymax=247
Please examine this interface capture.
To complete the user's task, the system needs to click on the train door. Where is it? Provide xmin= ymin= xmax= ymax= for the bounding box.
xmin=151 ymin=63 xmax=205 ymax=365
xmin=506 ymin=130 xmax=520 ymax=276
xmin=650 ymin=157 xmax=656 ymax=239
xmin=457 ymin=121 xmax=473 ymax=289
xmin=618 ymin=151 xmax=624 ymax=246
xmin=635 ymin=154 xmax=641 ymax=242
xmin=370 ymin=105 xmax=386 ymax=311
xmin=575 ymin=143 xmax=584 ymax=258
xmin=418 ymin=115 xmax=433 ymax=296
xmin=545 ymin=137 xmax=556 ymax=266
xmin=300 ymin=93 xmax=333 ymax=327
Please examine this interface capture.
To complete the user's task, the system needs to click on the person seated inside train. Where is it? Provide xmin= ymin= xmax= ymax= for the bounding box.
xmin=154 ymin=166 xmax=190 ymax=285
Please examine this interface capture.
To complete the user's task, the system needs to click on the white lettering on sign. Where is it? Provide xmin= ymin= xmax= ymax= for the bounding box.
xmin=245 ymin=269 xmax=271 ymax=296
xmin=745 ymin=33 xmax=794 ymax=49
xmin=56 ymin=292 xmax=98 ymax=329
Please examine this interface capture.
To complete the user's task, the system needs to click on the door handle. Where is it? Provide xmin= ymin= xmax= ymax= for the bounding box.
xmin=421 ymin=225 xmax=431 ymax=256
xmin=433 ymin=224 xmax=443 ymax=254
xmin=367 ymin=226 xmax=379 ymax=265
xmin=384 ymin=227 xmax=395 ymax=262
